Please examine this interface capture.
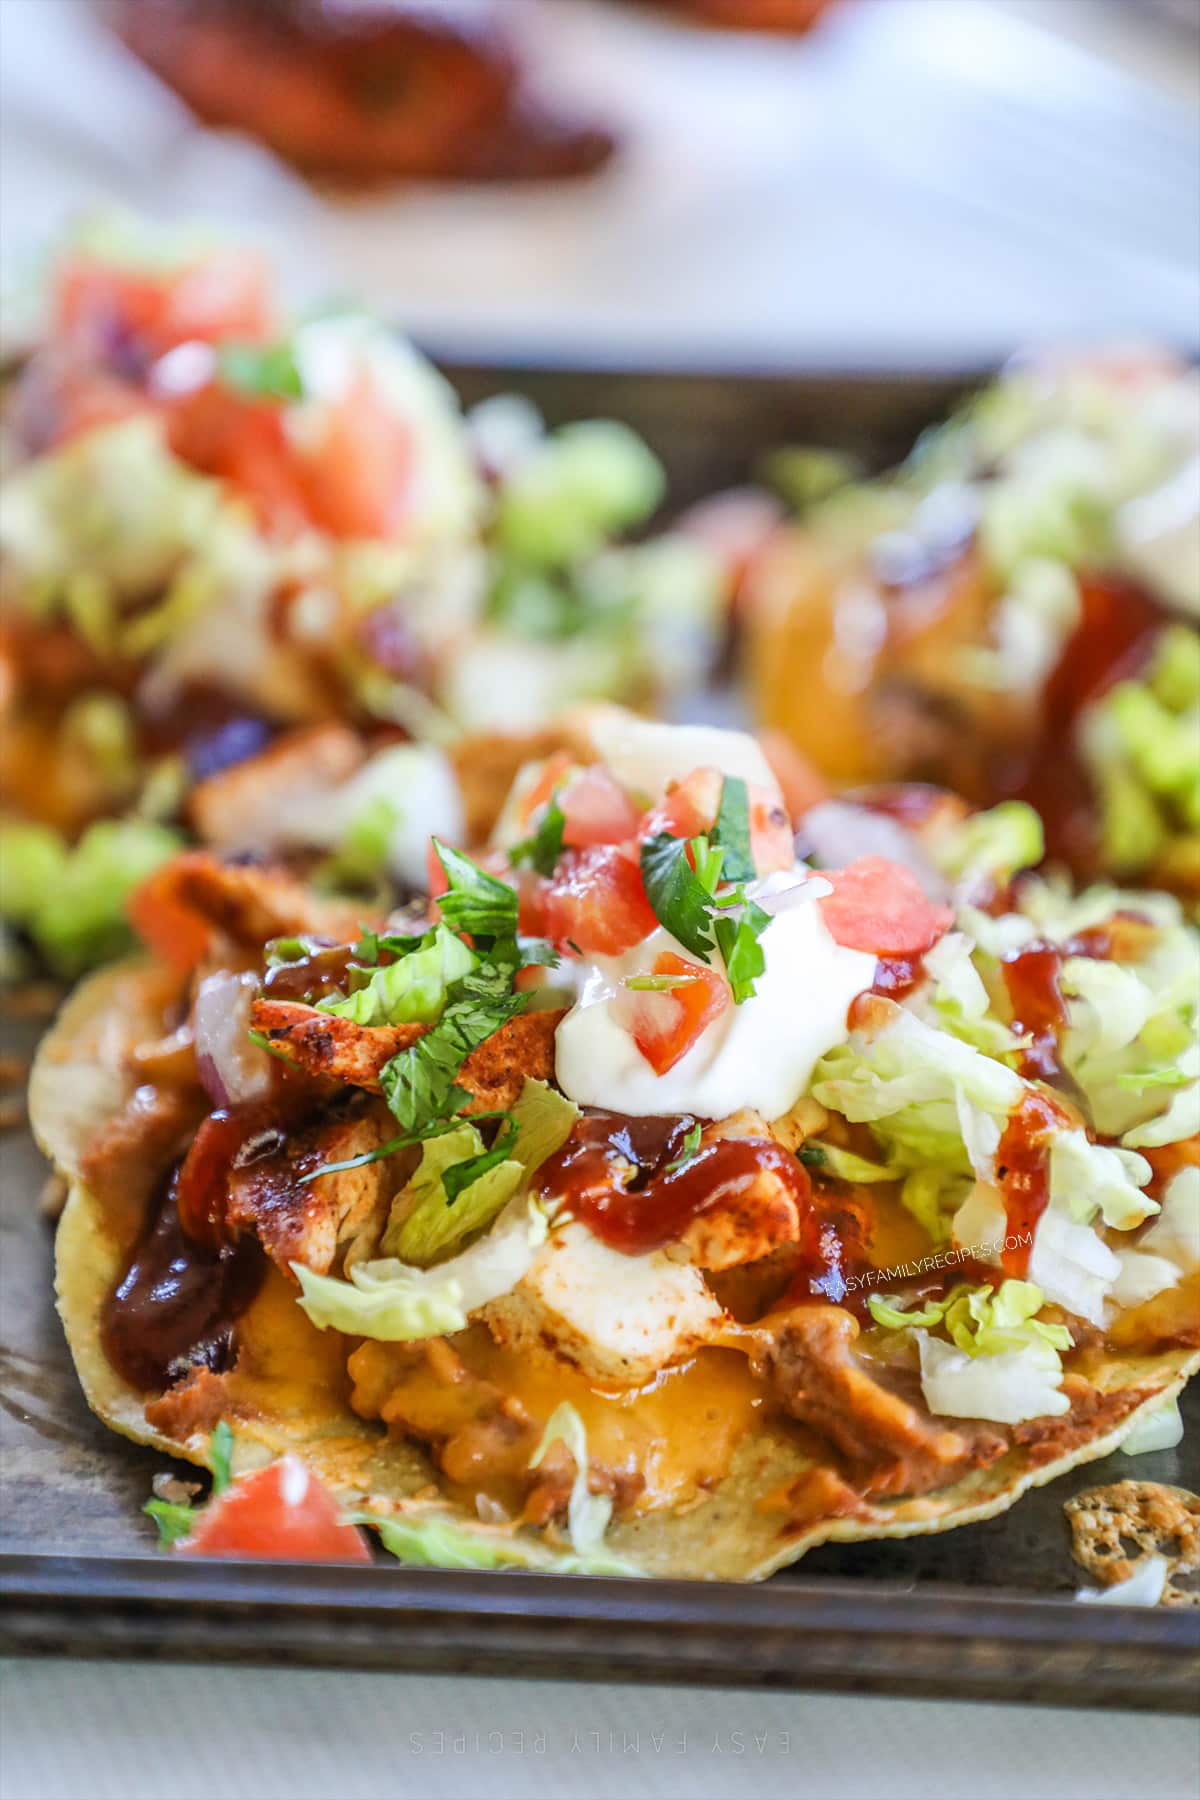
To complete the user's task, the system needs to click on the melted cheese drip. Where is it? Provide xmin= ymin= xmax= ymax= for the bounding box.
xmin=354 ymin=1327 xmax=767 ymax=1518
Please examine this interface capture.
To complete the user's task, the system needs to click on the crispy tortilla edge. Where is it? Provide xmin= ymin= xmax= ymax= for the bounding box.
xmin=37 ymin=961 xmax=1200 ymax=1579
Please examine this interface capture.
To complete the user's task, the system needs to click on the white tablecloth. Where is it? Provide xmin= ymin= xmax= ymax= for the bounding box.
xmin=2 ymin=1659 xmax=1199 ymax=1800
xmin=2 ymin=0 xmax=1197 ymax=363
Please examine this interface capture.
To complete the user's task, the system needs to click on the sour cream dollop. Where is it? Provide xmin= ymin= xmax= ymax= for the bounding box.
xmin=554 ymin=872 xmax=876 ymax=1120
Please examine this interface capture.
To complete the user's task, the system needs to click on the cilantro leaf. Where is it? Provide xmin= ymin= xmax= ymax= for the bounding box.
xmin=380 ymin=984 xmax=525 ymax=1135
xmin=665 ymin=1121 xmax=703 ymax=1173
xmin=798 ymin=1143 xmax=827 ymax=1168
xmin=433 ymin=840 xmax=519 ymax=945
xmin=144 ymin=1498 xmax=197 ymax=1548
xmin=712 ymin=776 xmax=756 ymax=883
xmin=712 ymin=899 xmax=771 ymax=1005
xmin=441 ymin=1122 xmax=520 ymax=1204
xmin=509 ymin=794 xmax=566 ymax=878
xmin=209 ymin=1420 xmax=234 ymax=1494
xmin=218 ymin=339 xmax=304 ymax=402
xmin=638 ymin=833 xmax=715 ymax=963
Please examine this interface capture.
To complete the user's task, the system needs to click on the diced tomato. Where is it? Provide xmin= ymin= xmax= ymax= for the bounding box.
xmin=126 ymin=854 xmax=213 ymax=972
xmin=167 ymin=382 xmax=311 ymax=537
xmin=641 ymin=766 xmax=793 ymax=876
xmin=55 ymin=249 xmax=274 ymax=359
xmin=819 ymin=856 xmax=954 ymax=955
xmin=514 ymin=751 xmax=574 ymax=834
xmin=540 ymin=845 xmax=657 ymax=955
xmin=749 ymin=789 xmax=796 ymax=875
xmin=560 ymin=767 xmax=642 ymax=849
xmin=758 ymin=730 xmax=830 ymax=827
xmin=425 ymin=837 xmax=450 ymax=900
xmin=180 ymin=1457 xmax=371 ymax=1563
xmin=627 ymin=950 xmax=729 ymax=1075
xmin=299 ymin=373 xmax=414 ymax=542
xmin=26 ymin=358 xmax=152 ymax=449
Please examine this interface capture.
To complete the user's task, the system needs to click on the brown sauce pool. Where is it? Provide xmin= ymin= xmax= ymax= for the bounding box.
xmin=100 ymin=1168 xmax=264 ymax=1394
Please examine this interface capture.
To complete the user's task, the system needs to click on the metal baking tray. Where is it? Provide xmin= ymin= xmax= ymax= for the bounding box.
xmin=2 ymin=361 xmax=1196 ymax=1708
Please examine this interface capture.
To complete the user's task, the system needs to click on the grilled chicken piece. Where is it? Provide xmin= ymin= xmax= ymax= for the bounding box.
xmin=482 ymin=1221 xmax=727 ymax=1386
xmin=652 ymin=0 xmax=837 ymax=29
xmin=249 ymin=998 xmax=563 ymax=1111
xmin=110 ymin=0 xmax=614 ymax=185
xmin=753 ymin=1303 xmax=1006 ymax=1497
xmin=187 ymin=724 xmax=366 ymax=851
xmin=156 ymin=851 xmax=369 ymax=953
xmin=226 ymin=1102 xmax=400 ymax=1277
xmin=77 ymin=1082 xmax=207 ymax=1234
xmin=676 ymin=1111 xmax=806 ymax=1272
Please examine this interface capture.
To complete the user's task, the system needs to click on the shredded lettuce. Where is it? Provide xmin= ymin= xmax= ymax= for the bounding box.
xmin=869 ymin=1278 xmax=1071 ymax=1356
xmin=20 ymin=818 xmax=182 ymax=975
xmin=933 ymin=801 xmax=1045 ymax=886
xmin=918 ymin=1332 xmax=1069 ymax=1424
xmin=506 ymin=1078 xmax=579 ymax=1177
xmin=811 ymin=1006 xmax=1024 ymax=1174
xmin=358 ymin=1504 xmax=639 ymax=1576
xmin=0 ymin=821 xmax=68 ymax=925
xmin=384 ymin=1124 xmax=524 ymax=1265
xmin=809 ymin=1143 xmax=896 ymax=1184
xmin=495 ymin=420 xmax=665 ymax=568
xmin=1119 ymin=1396 xmax=1184 ymax=1457
xmin=529 ymin=1403 xmax=613 ymax=1558
xmin=318 ymin=926 xmax=475 ymax=1027
xmin=870 ymin=1281 xmax=1073 ymax=1424
xmin=294 ymin=1197 xmax=549 ymax=1342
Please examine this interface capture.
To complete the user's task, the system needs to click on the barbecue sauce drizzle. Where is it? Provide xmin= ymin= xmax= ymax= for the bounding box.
xmin=100 ymin=1099 xmax=285 ymax=1393
xmin=100 ymin=1167 xmax=264 ymax=1394
xmin=534 ymin=1108 xmax=814 ymax=1259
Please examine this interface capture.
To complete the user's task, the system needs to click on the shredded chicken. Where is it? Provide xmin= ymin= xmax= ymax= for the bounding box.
xmin=187 ymin=723 xmax=366 ymax=850
xmin=159 ymin=851 xmax=370 ymax=950
xmin=754 ymin=1303 xmax=1006 ymax=1497
xmin=249 ymin=997 xmax=562 ymax=1112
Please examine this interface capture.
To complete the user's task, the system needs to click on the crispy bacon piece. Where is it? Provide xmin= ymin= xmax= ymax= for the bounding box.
xmin=754 ymin=1303 xmax=1006 ymax=1498
xmin=249 ymin=997 xmax=563 ymax=1112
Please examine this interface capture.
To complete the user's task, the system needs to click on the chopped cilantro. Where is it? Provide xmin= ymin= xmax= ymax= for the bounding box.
xmin=509 ymin=794 xmax=566 ymax=878
xmin=218 ymin=338 xmax=304 ymax=402
xmin=712 ymin=898 xmax=771 ymax=1005
xmin=665 ymin=1122 xmax=703 ymax=1173
xmin=380 ymin=983 xmax=525 ymax=1135
xmin=433 ymin=840 xmax=519 ymax=945
xmin=638 ymin=833 xmax=716 ymax=963
xmin=441 ymin=1122 xmax=520 ymax=1205
xmin=798 ymin=1143 xmax=827 ymax=1168
xmin=712 ymin=776 xmax=756 ymax=883
xmin=209 ymin=1420 xmax=234 ymax=1494
xmin=144 ymin=1498 xmax=197 ymax=1548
